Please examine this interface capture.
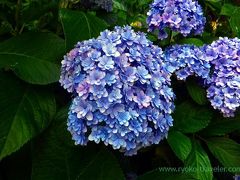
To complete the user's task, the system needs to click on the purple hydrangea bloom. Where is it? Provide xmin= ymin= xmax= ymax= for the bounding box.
xmin=204 ymin=37 xmax=240 ymax=117
xmin=164 ymin=44 xmax=211 ymax=80
xmin=60 ymin=26 xmax=175 ymax=155
xmin=147 ymin=0 xmax=206 ymax=39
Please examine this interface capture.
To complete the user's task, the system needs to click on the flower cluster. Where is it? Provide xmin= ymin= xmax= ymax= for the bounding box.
xmin=147 ymin=0 xmax=206 ymax=39
xmin=60 ymin=26 xmax=175 ymax=155
xmin=164 ymin=44 xmax=211 ymax=80
xmin=89 ymin=0 xmax=113 ymax=12
xmin=204 ymin=37 xmax=240 ymax=117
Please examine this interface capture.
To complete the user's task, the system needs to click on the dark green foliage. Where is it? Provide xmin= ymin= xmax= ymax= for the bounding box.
xmin=186 ymin=78 xmax=207 ymax=105
xmin=167 ymin=131 xmax=192 ymax=161
xmin=200 ymin=117 xmax=240 ymax=136
xmin=0 ymin=32 xmax=65 ymax=84
xmin=184 ymin=139 xmax=213 ymax=180
xmin=0 ymin=71 xmax=56 ymax=160
xmin=32 ymin=107 xmax=124 ymax=180
xmin=60 ymin=9 xmax=108 ymax=50
xmin=206 ymin=138 xmax=240 ymax=173
xmin=0 ymin=0 xmax=239 ymax=179
xmin=173 ymin=101 xmax=213 ymax=133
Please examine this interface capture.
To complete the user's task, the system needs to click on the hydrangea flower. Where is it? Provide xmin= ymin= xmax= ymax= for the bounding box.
xmin=92 ymin=0 xmax=113 ymax=12
xmin=60 ymin=26 xmax=175 ymax=155
xmin=82 ymin=0 xmax=113 ymax=12
xmin=164 ymin=44 xmax=211 ymax=80
xmin=204 ymin=37 xmax=240 ymax=117
xmin=147 ymin=0 xmax=206 ymax=39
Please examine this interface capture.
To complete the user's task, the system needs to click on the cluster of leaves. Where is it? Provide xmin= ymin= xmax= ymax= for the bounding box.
xmin=0 ymin=0 xmax=239 ymax=179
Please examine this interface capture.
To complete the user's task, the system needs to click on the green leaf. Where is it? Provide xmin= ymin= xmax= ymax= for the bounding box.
xmin=202 ymin=32 xmax=218 ymax=44
xmin=0 ymin=0 xmax=14 ymax=5
xmin=147 ymin=34 xmax=158 ymax=42
xmin=0 ymin=32 xmax=65 ymax=84
xmin=205 ymin=0 xmax=222 ymax=11
xmin=206 ymin=138 xmax=240 ymax=173
xmin=0 ymin=72 xmax=56 ymax=160
xmin=167 ymin=131 xmax=192 ymax=161
xmin=138 ymin=170 xmax=194 ymax=180
xmin=138 ymin=0 xmax=153 ymax=7
xmin=0 ymin=21 xmax=13 ymax=35
xmin=179 ymin=38 xmax=204 ymax=46
xmin=186 ymin=79 xmax=207 ymax=105
xmin=59 ymin=9 xmax=108 ymax=51
xmin=32 ymin=108 xmax=124 ymax=180
xmin=229 ymin=9 xmax=240 ymax=36
xmin=54 ymin=105 xmax=75 ymax=147
xmin=220 ymin=4 xmax=240 ymax=36
xmin=200 ymin=117 xmax=240 ymax=136
xmin=22 ymin=0 xmax=58 ymax=22
xmin=113 ymin=0 xmax=127 ymax=11
xmin=173 ymin=102 xmax=213 ymax=133
xmin=220 ymin=4 xmax=237 ymax=16
xmin=185 ymin=140 xmax=213 ymax=180
xmin=76 ymin=148 xmax=124 ymax=180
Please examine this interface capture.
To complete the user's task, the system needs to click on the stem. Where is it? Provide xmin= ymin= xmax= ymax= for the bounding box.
xmin=169 ymin=30 xmax=173 ymax=44
xmin=19 ymin=23 xmax=25 ymax=34
xmin=15 ymin=0 xmax=22 ymax=34
xmin=195 ymin=134 xmax=207 ymax=143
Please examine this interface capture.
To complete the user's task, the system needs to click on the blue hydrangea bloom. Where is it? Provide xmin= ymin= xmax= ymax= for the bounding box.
xmin=164 ymin=44 xmax=211 ymax=80
xmin=204 ymin=37 xmax=240 ymax=117
xmin=88 ymin=0 xmax=113 ymax=12
xmin=60 ymin=26 xmax=175 ymax=155
xmin=147 ymin=0 xmax=206 ymax=39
